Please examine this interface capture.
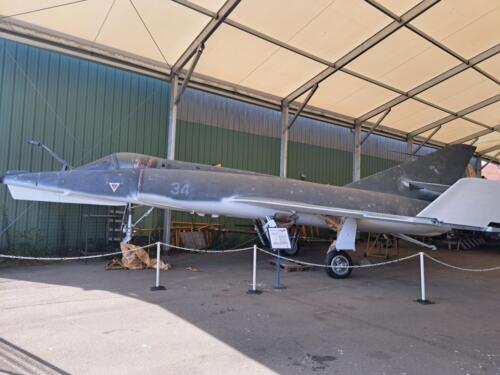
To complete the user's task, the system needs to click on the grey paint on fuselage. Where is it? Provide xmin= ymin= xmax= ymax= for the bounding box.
xmin=1 ymin=145 xmax=477 ymax=237
xmin=139 ymin=169 xmax=428 ymax=216
xmin=4 ymin=167 xmax=442 ymax=235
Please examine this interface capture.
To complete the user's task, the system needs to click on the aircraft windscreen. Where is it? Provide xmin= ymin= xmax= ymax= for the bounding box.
xmin=77 ymin=153 xmax=163 ymax=170
xmin=77 ymin=155 xmax=116 ymax=170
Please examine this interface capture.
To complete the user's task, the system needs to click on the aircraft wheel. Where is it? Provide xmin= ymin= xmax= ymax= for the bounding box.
xmin=325 ymin=250 xmax=352 ymax=279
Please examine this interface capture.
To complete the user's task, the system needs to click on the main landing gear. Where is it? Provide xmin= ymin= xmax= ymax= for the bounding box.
xmin=325 ymin=247 xmax=353 ymax=279
xmin=255 ymin=214 xmax=357 ymax=279
xmin=254 ymin=215 xmax=301 ymax=256
xmin=322 ymin=216 xmax=357 ymax=279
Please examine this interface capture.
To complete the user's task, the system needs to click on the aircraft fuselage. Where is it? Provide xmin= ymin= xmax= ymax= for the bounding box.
xmin=3 ymin=167 xmax=448 ymax=236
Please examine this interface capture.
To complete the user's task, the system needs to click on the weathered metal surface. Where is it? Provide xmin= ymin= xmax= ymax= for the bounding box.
xmin=2 ymin=146 xmax=481 ymax=240
xmin=0 ymin=38 xmax=433 ymax=253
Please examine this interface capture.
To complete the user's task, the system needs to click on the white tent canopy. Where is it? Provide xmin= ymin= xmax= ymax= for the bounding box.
xmin=1 ymin=0 xmax=499 ymax=162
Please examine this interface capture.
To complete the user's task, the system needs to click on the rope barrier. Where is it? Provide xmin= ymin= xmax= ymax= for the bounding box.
xmin=159 ymin=242 xmax=254 ymax=254
xmin=257 ymin=248 xmax=420 ymax=269
xmin=1 ymin=241 xmax=500 ymax=273
xmin=424 ymin=253 xmax=500 ymax=272
xmin=0 ymin=242 xmax=157 ymax=261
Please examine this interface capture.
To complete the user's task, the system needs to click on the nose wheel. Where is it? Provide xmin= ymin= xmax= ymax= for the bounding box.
xmin=325 ymin=250 xmax=353 ymax=279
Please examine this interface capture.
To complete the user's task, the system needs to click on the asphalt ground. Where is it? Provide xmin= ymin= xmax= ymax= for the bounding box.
xmin=0 ymin=244 xmax=499 ymax=375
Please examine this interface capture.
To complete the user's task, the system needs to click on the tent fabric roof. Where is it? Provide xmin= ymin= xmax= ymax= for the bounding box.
xmin=1 ymin=0 xmax=499 ymax=161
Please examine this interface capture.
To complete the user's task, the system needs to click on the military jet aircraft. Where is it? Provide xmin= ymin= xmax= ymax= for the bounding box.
xmin=2 ymin=142 xmax=500 ymax=278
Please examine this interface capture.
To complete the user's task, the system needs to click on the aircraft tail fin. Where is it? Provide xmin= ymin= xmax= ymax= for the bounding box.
xmin=346 ymin=144 xmax=475 ymax=201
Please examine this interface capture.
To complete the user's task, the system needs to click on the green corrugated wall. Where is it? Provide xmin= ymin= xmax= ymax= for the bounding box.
xmin=0 ymin=39 xmax=168 ymax=255
xmin=0 ymin=39 xmax=405 ymax=255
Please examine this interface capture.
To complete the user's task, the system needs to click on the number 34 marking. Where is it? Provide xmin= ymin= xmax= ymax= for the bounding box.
xmin=171 ymin=182 xmax=190 ymax=196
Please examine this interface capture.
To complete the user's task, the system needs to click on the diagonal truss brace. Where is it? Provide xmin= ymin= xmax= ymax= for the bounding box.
xmin=481 ymin=151 xmax=500 ymax=169
xmin=359 ymin=108 xmax=391 ymax=146
xmin=283 ymin=84 xmax=319 ymax=133
xmin=175 ymin=43 xmax=204 ymax=105
xmin=451 ymin=124 xmax=500 ymax=145
xmin=172 ymin=0 xmax=240 ymax=72
xmin=413 ymin=126 xmax=441 ymax=155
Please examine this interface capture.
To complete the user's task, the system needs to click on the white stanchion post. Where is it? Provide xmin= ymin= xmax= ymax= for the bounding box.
xmin=150 ymin=242 xmax=166 ymax=291
xmin=247 ymin=245 xmax=262 ymax=294
xmin=420 ymin=252 xmax=426 ymax=301
xmin=416 ymin=252 xmax=432 ymax=304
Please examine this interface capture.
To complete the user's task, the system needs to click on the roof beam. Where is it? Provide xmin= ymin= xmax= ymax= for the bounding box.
xmin=409 ymin=94 xmax=500 ymax=136
xmin=406 ymin=25 xmax=500 ymax=86
xmin=479 ymin=144 xmax=500 ymax=156
xmin=365 ymin=0 xmax=500 ymax=86
xmin=173 ymin=0 xmax=495 ymax=130
xmin=171 ymin=0 xmax=240 ymax=72
xmin=342 ymin=65 xmax=493 ymax=130
xmin=451 ymin=125 xmax=500 ymax=145
xmin=175 ymin=0 xmax=476 ymax=121
xmin=358 ymin=45 xmax=500 ymax=122
xmin=282 ymin=0 xmax=439 ymax=104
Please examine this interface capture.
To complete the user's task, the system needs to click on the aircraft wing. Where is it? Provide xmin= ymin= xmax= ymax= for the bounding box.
xmin=229 ymin=196 xmax=430 ymax=225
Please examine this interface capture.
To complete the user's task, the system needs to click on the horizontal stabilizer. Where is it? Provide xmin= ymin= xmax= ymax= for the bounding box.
xmin=417 ymin=178 xmax=500 ymax=228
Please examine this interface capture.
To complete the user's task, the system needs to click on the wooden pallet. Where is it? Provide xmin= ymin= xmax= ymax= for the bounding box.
xmin=269 ymin=259 xmax=312 ymax=272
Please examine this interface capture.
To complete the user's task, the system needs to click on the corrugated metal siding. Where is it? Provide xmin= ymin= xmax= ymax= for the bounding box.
xmin=0 ymin=39 xmax=429 ymax=254
xmin=0 ymin=39 xmax=168 ymax=254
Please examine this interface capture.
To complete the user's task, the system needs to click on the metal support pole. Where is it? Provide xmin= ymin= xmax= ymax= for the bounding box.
xmin=167 ymin=73 xmax=179 ymax=160
xmin=353 ymin=122 xmax=361 ymax=182
xmin=274 ymin=250 xmax=286 ymax=290
xmin=280 ymin=105 xmax=289 ymax=178
xmin=407 ymin=136 xmax=414 ymax=159
xmin=416 ymin=252 xmax=432 ymax=304
xmin=247 ymin=245 xmax=262 ymax=294
xmin=476 ymin=156 xmax=482 ymax=178
xmin=163 ymin=74 xmax=179 ymax=245
xmin=150 ymin=242 xmax=166 ymax=291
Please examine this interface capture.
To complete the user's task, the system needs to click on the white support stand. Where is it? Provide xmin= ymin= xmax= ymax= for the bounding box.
xmin=247 ymin=245 xmax=262 ymax=294
xmin=416 ymin=252 xmax=432 ymax=304
xmin=150 ymin=242 xmax=166 ymax=291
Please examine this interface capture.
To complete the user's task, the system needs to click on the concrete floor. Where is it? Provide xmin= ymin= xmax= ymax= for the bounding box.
xmin=0 ymin=245 xmax=499 ymax=375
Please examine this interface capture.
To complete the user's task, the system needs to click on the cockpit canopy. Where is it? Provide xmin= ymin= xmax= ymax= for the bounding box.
xmin=76 ymin=153 xmax=165 ymax=171
xmin=76 ymin=153 xmax=262 ymax=176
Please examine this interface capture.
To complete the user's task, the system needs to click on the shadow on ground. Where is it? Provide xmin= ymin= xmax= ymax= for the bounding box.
xmin=1 ymin=245 xmax=499 ymax=374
